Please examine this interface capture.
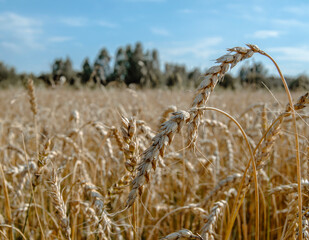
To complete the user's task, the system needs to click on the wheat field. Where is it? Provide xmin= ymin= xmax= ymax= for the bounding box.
xmin=0 ymin=45 xmax=308 ymax=240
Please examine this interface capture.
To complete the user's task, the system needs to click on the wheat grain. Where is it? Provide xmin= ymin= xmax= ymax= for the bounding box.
xmin=161 ymin=229 xmax=203 ymax=240
xmin=49 ymin=169 xmax=71 ymax=240
xmin=201 ymin=200 xmax=227 ymax=240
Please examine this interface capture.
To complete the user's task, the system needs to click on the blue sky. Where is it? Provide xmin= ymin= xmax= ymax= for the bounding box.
xmin=0 ymin=0 xmax=309 ymax=76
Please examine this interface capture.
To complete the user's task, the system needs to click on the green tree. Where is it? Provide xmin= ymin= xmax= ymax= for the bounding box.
xmin=113 ymin=48 xmax=127 ymax=82
xmin=81 ymin=58 xmax=92 ymax=84
xmin=187 ymin=68 xmax=201 ymax=88
xmin=165 ymin=63 xmax=186 ymax=88
xmin=125 ymin=42 xmax=147 ymax=86
xmin=0 ymin=61 xmax=20 ymax=86
xmin=94 ymin=48 xmax=111 ymax=85
xmin=239 ymin=62 xmax=268 ymax=88
xmin=51 ymin=57 xmax=76 ymax=85
xmin=289 ymin=74 xmax=309 ymax=90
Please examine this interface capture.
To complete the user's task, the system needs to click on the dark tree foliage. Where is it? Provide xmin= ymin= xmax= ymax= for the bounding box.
xmin=51 ymin=57 xmax=77 ymax=85
xmin=188 ymin=68 xmax=201 ymax=88
xmin=289 ymin=75 xmax=309 ymax=90
xmin=0 ymin=62 xmax=19 ymax=84
xmin=165 ymin=63 xmax=187 ymax=88
xmin=113 ymin=48 xmax=127 ymax=82
xmin=239 ymin=62 xmax=268 ymax=88
xmin=81 ymin=58 xmax=92 ymax=84
xmin=0 ymin=43 xmax=308 ymax=89
xmin=219 ymin=73 xmax=238 ymax=90
xmin=93 ymin=48 xmax=111 ymax=85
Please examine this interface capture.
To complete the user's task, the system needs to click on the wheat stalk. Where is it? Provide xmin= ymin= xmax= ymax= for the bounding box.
xmin=49 ymin=169 xmax=71 ymax=240
xmin=201 ymin=200 xmax=227 ymax=240
xmin=127 ymin=45 xmax=260 ymax=208
xmin=161 ymin=229 xmax=203 ymax=240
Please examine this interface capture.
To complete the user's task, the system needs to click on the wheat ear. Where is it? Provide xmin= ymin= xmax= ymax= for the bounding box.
xmin=161 ymin=229 xmax=203 ymax=240
xmin=201 ymin=200 xmax=227 ymax=240
xmin=127 ymin=110 xmax=190 ymax=207
xmin=49 ymin=169 xmax=71 ymax=240
xmin=127 ymin=45 xmax=259 ymax=208
xmin=187 ymin=45 xmax=257 ymax=148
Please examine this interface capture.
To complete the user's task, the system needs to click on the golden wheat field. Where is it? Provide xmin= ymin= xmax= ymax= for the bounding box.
xmin=0 ymin=45 xmax=309 ymax=240
xmin=0 ymin=86 xmax=307 ymax=240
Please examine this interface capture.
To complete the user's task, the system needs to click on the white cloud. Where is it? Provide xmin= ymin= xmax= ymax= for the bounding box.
xmin=268 ymin=46 xmax=309 ymax=62
xmin=251 ymin=30 xmax=280 ymax=39
xmin=97 ymin=20 xmax=118 ymax=28
xmin=157 ymin=37 xmax=223 ymax=69
xmin=151 ymin=27 xmax=170 ymax=36
xmin=0 ymin=12 xmax=43 ymax=50
xmin=60 ymin=18 xmax=118 ymax=28
xmin=0 ymin=41 xmax=20 ymax=53
xmin=163 ymin=37 xmax=222 ymax=58
xmin=0 ymin=12 xmax=76 ymax=53
xmin=252 ymin=6 xmax=263 ymax=13
xmin=283 ymin=5 xmax=309 ymax=16
xmin=48 ymin=36 xmax=73 ymax=43
xmin=60 ymin=17 xmax=87 ymax=27
xmin=273 ymin=18 xmax=306 ymax=27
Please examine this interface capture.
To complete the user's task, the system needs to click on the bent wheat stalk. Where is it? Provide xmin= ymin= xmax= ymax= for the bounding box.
xmin=224 ymin=92 xmax=308 ymax=240
xmin=127 ymin=45 xmax=258 ymax=209
xmin=253 ymin=48 xmax=303 ymax=240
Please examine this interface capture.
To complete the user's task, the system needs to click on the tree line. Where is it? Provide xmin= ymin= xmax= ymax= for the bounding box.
xmin=0 ymin=42 xmax=308 ymax=90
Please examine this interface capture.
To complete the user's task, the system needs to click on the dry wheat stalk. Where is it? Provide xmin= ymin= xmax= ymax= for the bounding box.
xmin=161 ymin=229 xmax=203 ymax=240
xmin=148 ymin=203 xmax=208 ymax=239
xmin=83 ymin=182 xmax=105 ymax=212
xmin=225 ymin=138 xmax=234 ymax=170
xmin=5 ymin=144 xmax=28 ymax=159
xmin=69 ymin=110 xmax=80 ymax=126
xmin=254 ymin=92 xmax=308 ymax=171
xmin=27 ymin=79 xmax=37 ymax=116
xmin=187 ymin=45 xmax=259 ymax=148
xmin=111 ymin=126 xmax=124 ymax=150
xmin=120 ymin=116 xmax=138 ymax=172
xmin=307 ymin=145 xmax=309 ymax=180
xmin=8 ymin=161 xmax=37 ymax=199
xmin=105 ymin=173 xmax=132 ymax=208
xmin=261 ymin=104 xmax=268 ymax=133
xmin=106 ymin=137 xmax=114 ymax=159
xmin=55 ymin=134 xmax=80 ymax=153
xmin=269 ymin=180 xmax=309 ymax=195
xmin=5 ymin=161 xmax=36 ymax=177
xmin=203 ymin=174 xmax=242 ymax=206
xmin=158 ymin=105 xmax=177 ymax=128
xmin=33 ymin=150 xmax=59 ymax=187
xmin=201 ymin=119 xmax=231 ymax=136
xmin=127 ymin=45 xmax=261 ymax=208
xmin=235 ymin=102 xmax=269 ymax=123
xmin=49 ymin=169 xmax=71 ymax=240
xmin=127 ymin=110 xmax=190 ymax=207
xmin=82 ymin=182 xmax=112 ymax=236
xmin=301 ymin=209 xmax=309 ymax=239
xmin=79 ymin=202 xmax=108 ymax=240
xmin=92 ymin=121 xmax=109 ymax=139
xmin=136 ymin=120 xmax=155 ymax=141
xmin=201 ymin=200 xmax=227 ymax=240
